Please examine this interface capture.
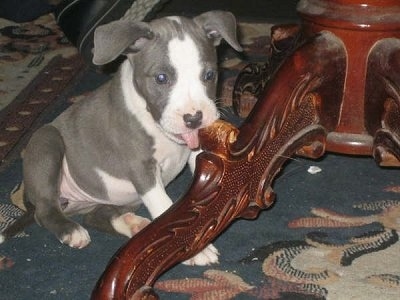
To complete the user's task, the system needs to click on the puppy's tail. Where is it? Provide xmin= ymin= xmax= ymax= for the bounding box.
xmin=0 ymin=201 xmax=35 ymax=244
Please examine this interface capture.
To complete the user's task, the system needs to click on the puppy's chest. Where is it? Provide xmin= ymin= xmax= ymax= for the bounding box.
xmin=97 ymin=141 xmax=188 ymax=204
xmin=154 ymin=138 xmax=190 ymax=183
xmin=96 ymin=127 xmax=189 ymax=204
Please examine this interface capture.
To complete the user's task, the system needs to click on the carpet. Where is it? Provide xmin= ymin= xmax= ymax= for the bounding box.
xmin=1 ymin=11 xmax=400 ymax=300
xmin=0 ymin=13 xmax=84 ymax=165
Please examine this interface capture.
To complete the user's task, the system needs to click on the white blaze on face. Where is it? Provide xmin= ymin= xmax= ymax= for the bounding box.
xmin=161 ymin=35 xmax=219 ymax=148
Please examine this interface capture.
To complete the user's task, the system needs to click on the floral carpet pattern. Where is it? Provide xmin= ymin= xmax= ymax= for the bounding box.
xmin=0 ymin=13 xmax=78 ymax=110
xmin=155 ymin=188 xmax=400 ymax=299
xmin=0 ymin=13 xmax=83 ymax=164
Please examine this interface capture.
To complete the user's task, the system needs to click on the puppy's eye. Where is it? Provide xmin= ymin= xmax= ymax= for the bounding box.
xmin=203 ymin=70 xmax=216 ymax=82
xmin=155 ymin=73 xmax=168 ymax=84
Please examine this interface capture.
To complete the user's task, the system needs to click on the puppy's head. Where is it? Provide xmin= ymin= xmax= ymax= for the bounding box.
xmin=93 ymin=11 xmax=242 ymax=149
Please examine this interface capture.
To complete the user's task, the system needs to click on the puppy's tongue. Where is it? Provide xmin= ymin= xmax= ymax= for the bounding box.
xmin=181 ymin=130 xmax=199 ymax=149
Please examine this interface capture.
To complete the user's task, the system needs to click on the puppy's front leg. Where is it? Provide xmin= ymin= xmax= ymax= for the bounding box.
xmin=188 ymin=149 xmax=202 ymax=174
xmin=140 ymin=176 xmax=175 ymax=219
xmin=141 ymin=162 xmax=219 ymax=266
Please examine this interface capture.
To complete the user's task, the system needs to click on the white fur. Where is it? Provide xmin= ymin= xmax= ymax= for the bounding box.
xmin=60 ymin=225 xmax=90 ymax=249
xmin=111 ymin=212 xmax=150 ymax=238
xmin=141 ymin=176 xmax=174 ymax=219
xmin=95 ymin=168 xmax=138 ymax=204
xmin=111 ymin=214 xmax=133 ymax=238
xmin=60 ymin=157 xmax=135 ymax=214
xmin=161 ymin=35 xmax=219 ymax=134
xmin=188 ymin=150 xmax=201 ymax=173
xmin=183 ymin=244 xmax=220 ymax=266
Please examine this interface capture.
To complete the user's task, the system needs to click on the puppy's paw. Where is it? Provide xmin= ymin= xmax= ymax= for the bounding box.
xmin=183 ymin=244 xmax=220 ymax=266
xmin=60 ymin=225 xmax=91 ymax=249
xmin=111 ymin=212 xmax=151 ymax=238
xmin=123 ymin=213 xmax=151 ymax=235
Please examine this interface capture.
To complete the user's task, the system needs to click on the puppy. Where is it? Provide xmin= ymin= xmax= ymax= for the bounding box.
xmin=0 ymin=11 xmax=242 ymax=265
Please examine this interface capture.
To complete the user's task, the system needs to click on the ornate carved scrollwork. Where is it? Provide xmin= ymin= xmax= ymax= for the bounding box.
xmin=366 ymin=38 xmax=400 ymax=166
xmin=233 ymin=24 xmax=303 ymax=118
xmin=374 ymin=98 xmax=400 ymax=166
xmin=233 ymin=62 xmax=270 ymax=118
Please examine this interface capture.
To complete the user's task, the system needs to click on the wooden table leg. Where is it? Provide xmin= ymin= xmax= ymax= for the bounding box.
xmin=92 ymin=38 xmax=328 ymax=297
xmin=92 ymin=1 xmax=400 ymax=298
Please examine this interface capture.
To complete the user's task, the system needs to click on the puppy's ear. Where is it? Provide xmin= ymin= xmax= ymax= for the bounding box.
xmin=92 ymin=20 xmax=154 ymax=65
xmin=194 ymin=11 xmax=243 ymax=52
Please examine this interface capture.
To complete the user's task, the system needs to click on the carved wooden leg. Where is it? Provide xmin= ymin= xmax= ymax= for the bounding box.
xmin=92 ymin=1 xmax=400 ymax=299
xmin=91 ymin=31 xmax=337 ymax=300
xmin=92 ymin=114 xmax=326 ymax=300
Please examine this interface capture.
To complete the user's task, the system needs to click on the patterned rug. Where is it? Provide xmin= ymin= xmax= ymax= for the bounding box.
xmin=156 ymin=172 xmax=400 ymax=299
xmin=0 ymin=11 xmax=399 ymax=300
xmin=0 ymin=13 xmax=84 ymax=165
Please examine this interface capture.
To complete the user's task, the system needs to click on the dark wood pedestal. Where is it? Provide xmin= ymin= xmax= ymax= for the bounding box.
xmin=297 ymin=0 xmax=400 ymax=164
xmin=92 ymin=1 xmax=400 ymax=298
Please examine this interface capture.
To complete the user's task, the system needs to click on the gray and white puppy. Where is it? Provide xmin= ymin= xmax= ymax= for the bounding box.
xmin=0 ymin=11 xmax=242 ymax=265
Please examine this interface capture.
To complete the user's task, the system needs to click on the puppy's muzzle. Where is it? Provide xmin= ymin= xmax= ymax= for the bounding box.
xmin=183 ymin=110 xmax=203 ymax=129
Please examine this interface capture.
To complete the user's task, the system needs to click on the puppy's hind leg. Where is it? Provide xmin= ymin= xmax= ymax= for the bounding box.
xmin=23 ymin=125 xmax=90 ymax=249
xmin=83 ymin=204 xmax=150 ymax=238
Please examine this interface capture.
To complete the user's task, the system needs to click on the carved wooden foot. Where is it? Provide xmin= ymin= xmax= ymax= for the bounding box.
xmin=367 ymin=39 xmax=400 ymax=166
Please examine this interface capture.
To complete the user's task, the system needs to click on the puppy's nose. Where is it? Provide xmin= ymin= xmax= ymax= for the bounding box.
xmin=183 ymin=110 xmax=203 ymax=129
